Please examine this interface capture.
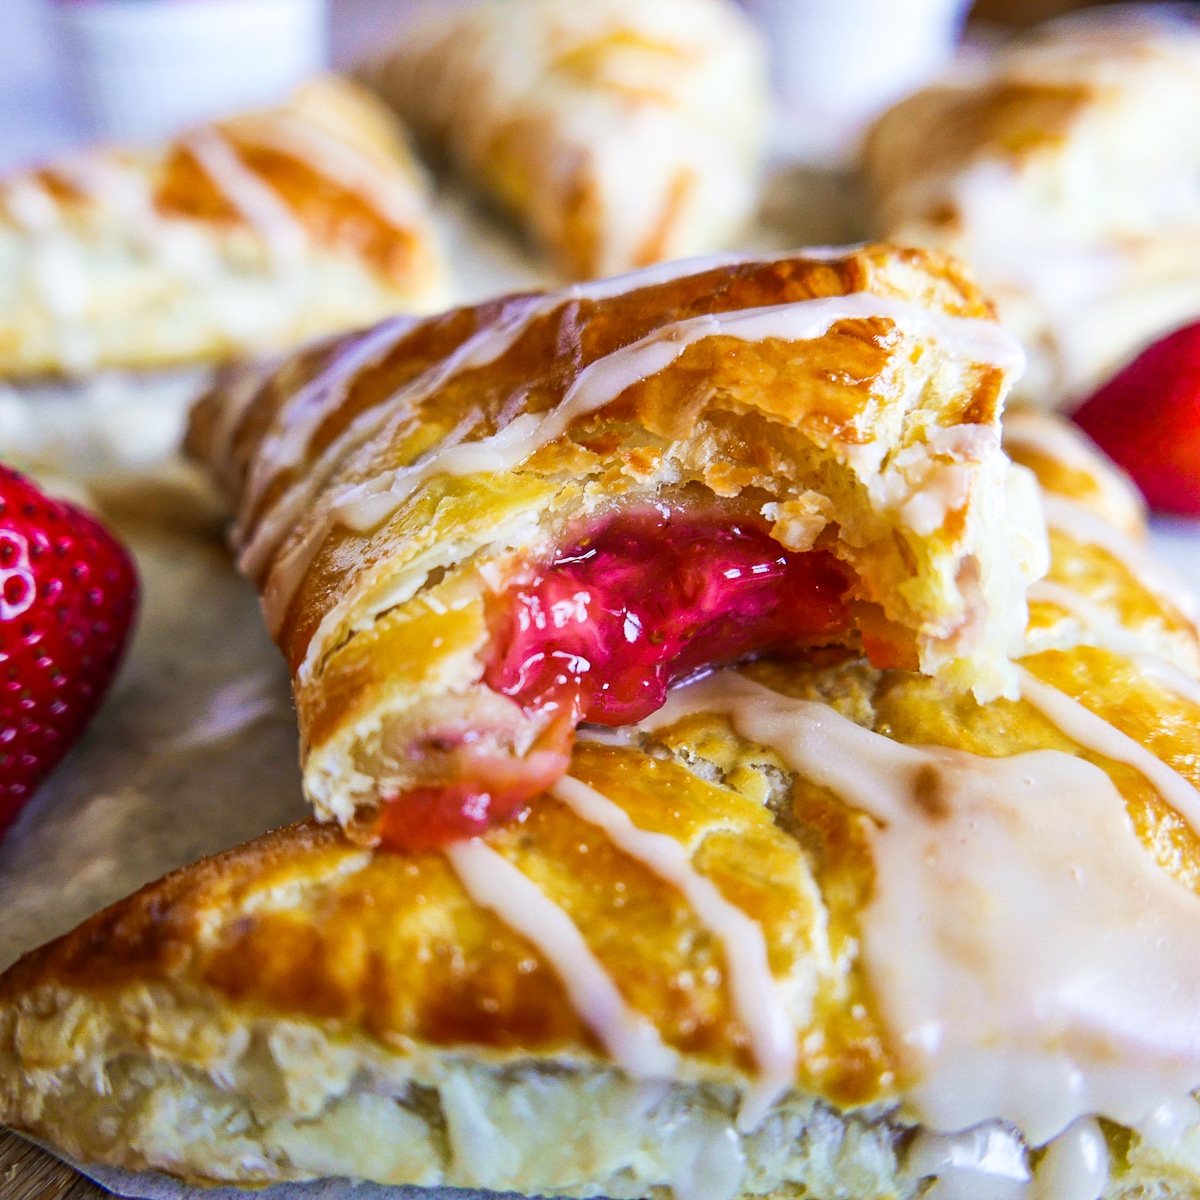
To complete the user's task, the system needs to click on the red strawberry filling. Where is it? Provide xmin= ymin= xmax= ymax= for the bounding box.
xmin=378 ymin=507 xmax=855 ymax=851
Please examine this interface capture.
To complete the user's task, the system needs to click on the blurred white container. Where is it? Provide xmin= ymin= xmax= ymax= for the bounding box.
xmin=745 ymin=0 xmax=970 ymax=161
xmin=53 ymin=0 xmax=328 ymax=143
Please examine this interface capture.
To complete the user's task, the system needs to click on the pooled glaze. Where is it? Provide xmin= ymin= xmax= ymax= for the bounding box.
xmin=641 ymin=671 xmax=1200 ymax=1146
xmin=1042 ymin=494 xmax=1200 ymax=624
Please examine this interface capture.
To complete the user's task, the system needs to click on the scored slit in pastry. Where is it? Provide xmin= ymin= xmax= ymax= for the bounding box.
xmin=861 ymin=6 xmax=1200 ymax=408
xmin=358 ymin=0 xmax=768 ymax=279
xmin=187 ymin=244 xmax=1043 ymax=850
xmin=5 ymin=411 xmax=1200 ymax=1198
xmin=0 ymin=75 xmax=445 ymax=380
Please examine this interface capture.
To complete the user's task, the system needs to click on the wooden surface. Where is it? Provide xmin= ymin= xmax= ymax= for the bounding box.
xmin=0 ymin=1129 xmax=110 ymax=1199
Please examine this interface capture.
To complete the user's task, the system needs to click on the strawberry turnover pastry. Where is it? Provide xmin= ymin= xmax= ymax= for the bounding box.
xmin=185 ymin=246 xmax=1042 ymax=849
xmin=0 ymin=466 xmax=138 ymax=836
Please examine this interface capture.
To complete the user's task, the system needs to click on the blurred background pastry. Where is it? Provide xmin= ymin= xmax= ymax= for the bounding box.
xmin=360 ymin=0 xmax=769 ymax=279
xmin=863 ymin=5 xmax=1200 ymax=408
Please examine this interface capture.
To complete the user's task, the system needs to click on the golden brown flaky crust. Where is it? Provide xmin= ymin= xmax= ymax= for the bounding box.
xmin=0 ymin=76 xmax=446 ymax=377
xmin=3 ymin=412 xmax=1200 ymax=1196
xmin=359 ymin=0 xmax=768 ymax=279
xmin=862 ymin=7 xmax=1200 ymax=406
xmin=187 ymin=245 xmax=1042 ymax=831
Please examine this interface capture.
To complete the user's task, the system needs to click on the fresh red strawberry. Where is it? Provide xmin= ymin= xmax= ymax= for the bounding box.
xmin=0 ymin=466 xmax=138 ymax=837
xmin=1073 ymin=320 xmax=1200 ymax=515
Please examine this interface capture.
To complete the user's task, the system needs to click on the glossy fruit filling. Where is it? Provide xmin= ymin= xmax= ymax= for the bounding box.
xmin=378 ymin=507 xmax=854 ymax=851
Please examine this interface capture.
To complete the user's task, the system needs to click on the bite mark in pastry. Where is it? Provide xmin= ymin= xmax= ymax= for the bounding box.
xmin=358 ymin=0 xmax=768 ymax=279
xmin=4 ymin=418 xmax=1200 ymax=1196
xmin=187 ymin=245 xmax=1040 ymax=849
xmin=0 ymin=76 xmax=446 ymax=377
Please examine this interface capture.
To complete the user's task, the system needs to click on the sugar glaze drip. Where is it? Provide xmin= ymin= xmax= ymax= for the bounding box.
xmin=327 ymin=293 xmax=1024 ymax=540
xmin=1026 ymin=578 xmax=1147 ymax=657
xmin=241 ymin=250 xmax=748 ymax=525
xmin=550 ymin=775 xmax=796 ymax=1131
xmin=181 ymin=129 xmax=307 ymax=264
xmin=1042 ymin=494 xmax=1200 ymax=625
xmin=444 ymin=837 xmax=679 ymax=1079
xmin=638 ymin=670 xmax=1200 ymax=1147
xmin=1016 ymin=664 xmax=1200 ymax=837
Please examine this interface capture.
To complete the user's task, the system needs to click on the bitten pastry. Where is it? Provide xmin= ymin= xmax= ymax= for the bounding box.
xmin=359 ymin=0 xmax=768 ymax=279
xmin=862 ymin=6 xmax=1200 ymax=407
xmin=5 ymin=407 xmax=1200 ymax=1200
xmin=187 ymin=245 xmax=1042 ymax=849
xmin=0 ymin=75 xmax=446 ymax=378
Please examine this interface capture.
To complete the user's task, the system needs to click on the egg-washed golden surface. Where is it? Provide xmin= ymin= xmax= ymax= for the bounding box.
xmin=187 ymin=244 xmax=1040 ymax=834
xmin=4 ymin=414 xmax=1200 ymax=1195
xmin=862 ymin=8 xmax=1200 ymax=407
xmin=358 ymin=0 xmax=767 ymax=279
xmin=0 ymin=76 xmax=446 ymax=377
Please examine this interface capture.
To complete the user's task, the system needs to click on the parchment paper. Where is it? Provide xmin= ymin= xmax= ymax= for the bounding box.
xmin=3 ymin=167 xmax=1198 ymax=1199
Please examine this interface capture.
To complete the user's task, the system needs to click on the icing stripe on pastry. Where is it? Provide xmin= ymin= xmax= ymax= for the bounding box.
xmin=236 ymin=251 xmax=752 ymax=549
xmin=1042 ymin=495 xmax=1200 ymax=625
xmin=1027 ymin=580 xmax=1200 ymax=706
xmin=182 ymin=129 xmax=308 ymax=264
xmin=256 ymin=289 xmax=1023 ymax=651
xmin=1133 ymin=654 xmax=1200 ymax=707
xmin=238 ymin=312 xmax=421 ymax=521
xmin=328 ymin=294 xmax=1025 ymax=538
xmin=1016 ymin=665 xmax=1200 ymax=835
xmin=550 ymin=775 xmax=795 ymax=1131
xmin=239 ymin=116 xmax=432 ymax=232
xmin=258 ymin=250 xmax=748 ymax=481
xmin=640 ymin=670 xmax=1200 ymax=1144
xmin=1026 ymin=580 xmax=1147 ymax=657
xmin=444 ymin=837 xmax=680 ymax=1080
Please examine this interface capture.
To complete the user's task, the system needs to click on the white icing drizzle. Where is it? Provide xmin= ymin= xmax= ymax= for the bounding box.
xmin=235 ymin=312 xmax=419 ymax=550
xmin=1030 ymin=1117 xmax=1108 ymax=1200
xmin=1042 ymin=495 xmax=1200 ymax=625
xmin=1026 ymin=579 xmax=1147 ymax=657
xmin=206 ymin=362 xmax=276 ymax=476
xmin=1134 ymin=654 xmax=1200 ymax=707
xmin=240 ymin=250 xmax=748 ymax=528
xmin=639 ymin=670 xmax=1200 ymax=1145
xmin=550 ymin=775 xmax=796 ymax=1131
xmin=253 ymin=289 xmax=1022 ymax=649
xmin=444 ymin=838 xmax=679 ymax=1080
xmin=1016 ymin=664 xmax=1200 ymax=838
xmin=238 ymin=250 xmax=751 ymax=556
xmin=328 ymin=294 xmax=1024 ymax=539
xmin=182 ymin=129 xmax=308 ymax=264
xmin=236 ymin=115 xmax=432 ymax=233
